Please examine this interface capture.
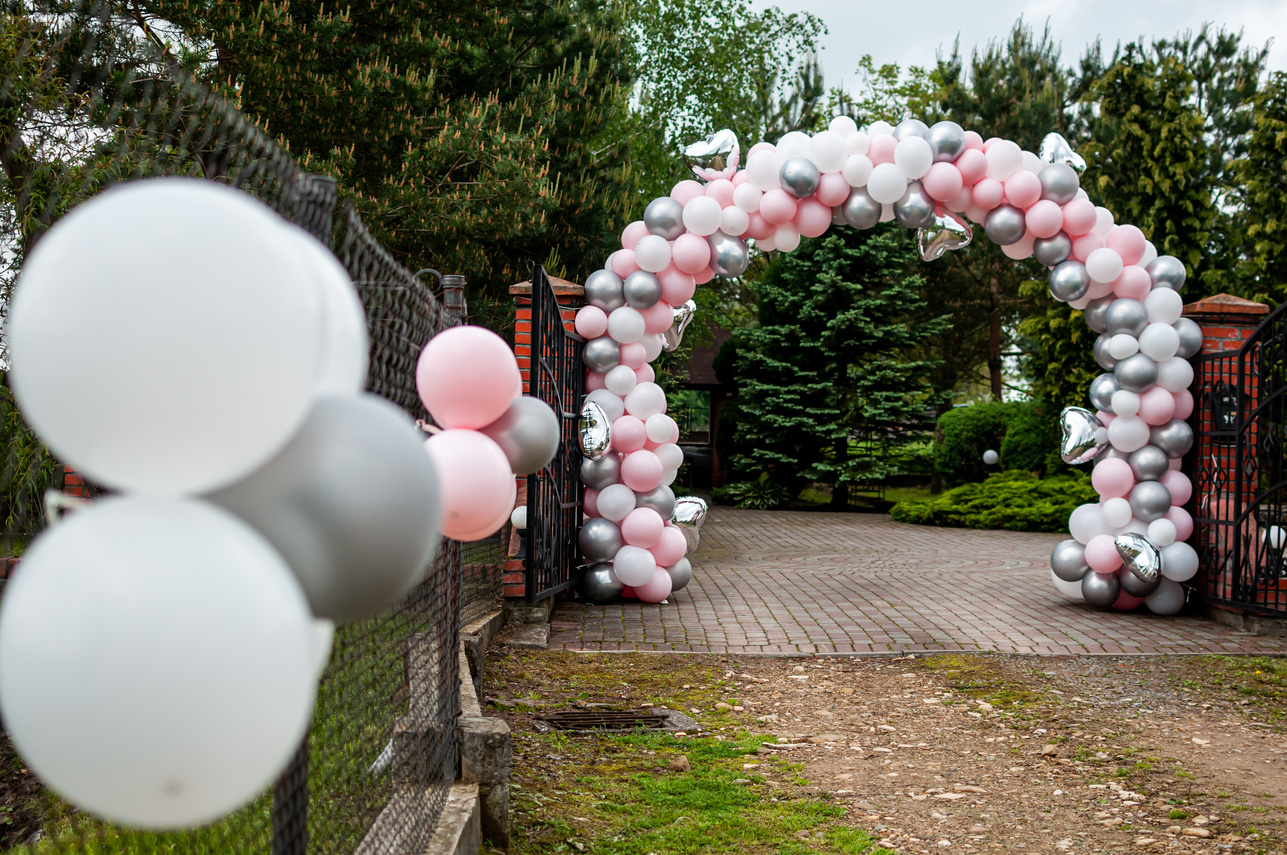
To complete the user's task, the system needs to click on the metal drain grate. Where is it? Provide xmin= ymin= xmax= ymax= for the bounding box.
xmin=538 ymin=710 xmax=669 ymax=731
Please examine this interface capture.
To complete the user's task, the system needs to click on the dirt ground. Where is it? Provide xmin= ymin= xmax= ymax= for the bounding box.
xmin=485 ymin=639 xmax=1287 ymax=855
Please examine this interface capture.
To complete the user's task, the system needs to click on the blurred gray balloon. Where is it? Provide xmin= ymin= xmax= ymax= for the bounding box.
xmin=662 ymin=299 xmax=697 ymax=353
xmin=709 ymin=231 xmax=750 ymax=278
xmin=1084 ymin=297 xmax=1113 ymax=334
xmin=1119 ymin=565 xmax=1162 ymax=598
xmin=843 ymin=187 xmax=882 ymax=230
xmin=1095 ymin=446 xmax=1130 ymax=465
xmin=580 ymin=453 xmax=621 ymax=490
xmin=1105 ymin=298 xmax=1148 ymax=337
xmin=1147 ymin=255 xmax=1187 ymax=291
xmin=672 ymin=495 xmax=708 ymax=552
xmin=1050 ymin=539 xmax=1090 ymax=582
xmin=1146 ymin=579 xmax=1186 ymax=615
xmin=1093 ymin=334 xmax=1119 ymax=370
xmin=1129 ymin=445 xmax=1169 ymax=482
xmin=1081 ymin=570 xmax=1120 ymax=608
xmin=636 ymin=484 xmax=677 ymax=520
xmin=665 ymin=557 xmax=693 ymax=592
xmin=1129 ymin=480 xmax=1173 ymax=523
xmin=644 ymin=196 xmax=686 ymax=240
xmin=831 ymin=206 xmax=847 ymax=226
xmin=982 ymin=449 xmax=999 ymax=465
xmin=1038 ymin=162 xmax=1080 ymax=204
xmin=984 ymin=204 xmax=1026 ymax=246
xmin=1173 ymin=318 xmax=1203 ymax=358
xmin=207 ymin=394 xmax=440 ymax=625
xmin=579 ymin=518 xmax=624 ymax=562
xmin=682 ymin=128 xmax=739 ymax=181
xmin=585 ymin=269 xmax=625 ymax=312
xmin=623 ymin=270 xmax=662 ymax=310
xmin=1150 ymin=420 xmax=1194 ymax=459
xmin=579 ymin=400 xmax=611 ymax=461
xmin=927 ymin=121 xmax=966 ymax=163
xmin=582 ymin=336 xmax=620 ymax=373
xmin=479 ymin=396 xmax=561 ymax=476
xmin=1049 ymin=260 xmax=1091 ymax=302
xmin=577 ymin=562 xmax=625 ymax=604
xmin=1088 ymin=374 xmax=1120 ymax=412
xmin=1115 ymin=532 xmax=1162 ymax=585
xmin=893 ymin=181 xmax=936 ymax=229
xmin=780 ymin=157 xmax=821 ymax=198
xmin=894 ymin=118 xmax=930 ymax=139
xmin=1114 ymin=353 xmax=1159 ymax=393
xmin=917 ymin=212 xmax=973 ymax=261
xmin=1033 ymin=232 xmax=1072 ymax=267
xmin=1060 ymin=406 xmax=1107 ymax=464
xmin=1038 ymin=131 xmax=1087 ymax=173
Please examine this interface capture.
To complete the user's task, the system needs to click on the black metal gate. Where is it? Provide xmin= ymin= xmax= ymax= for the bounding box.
xmin=524 ymin=265 xmax=586 ymax=602
xmin=1191 ymin=300 xmax=1287 ymax=618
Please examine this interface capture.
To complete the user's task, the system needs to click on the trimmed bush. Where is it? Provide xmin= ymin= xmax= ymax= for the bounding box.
xmin=890 ymin=471 xmax=1096 ymax=532
xmin=935 ymin=399 xmax=1062 ymax=486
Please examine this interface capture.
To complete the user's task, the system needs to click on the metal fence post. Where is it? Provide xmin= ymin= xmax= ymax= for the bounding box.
xmin=442 ymin=274 xmax=467 ymax=326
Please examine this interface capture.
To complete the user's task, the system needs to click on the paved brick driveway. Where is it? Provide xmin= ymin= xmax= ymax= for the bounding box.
xmin=548 ymin=507 xmax=1287 ymax=656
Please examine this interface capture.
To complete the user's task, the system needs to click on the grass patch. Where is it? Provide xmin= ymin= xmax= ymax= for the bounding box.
xmin=913 ymin=655 xmax=1040 ymax=708
xmin=1196 ymin=657 xmax=1287 ymax=722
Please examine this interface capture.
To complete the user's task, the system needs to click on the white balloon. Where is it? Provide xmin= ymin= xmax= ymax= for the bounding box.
xmin=1121 ymin=517 xmax=1150 ymax=536
xmin=1020 ymin=150 xmax=1044 ymax=174
xmin=280 ymin=224 xmax=368 ymax=395
xmin=510 ymin=505 xmax=528 ymax=530
xmin=633 ymin=234 xmax=672 ymax=273
xmin=1085 ymin=247 xmax=1124 ymax=283
xmin=879 ymin=203 xmax=896 ymax=222
xmin=654 ymin=442 xmax=684 ymax=471
xmin=847 ymin=131 xmax=871 ymax=156
xmin=1144 ymin=287 xmax=1184 ymax=324
xmin=841 ymin=154 xmax=874 ymax=187
xmin=0 ymin=497 xmax=316 ymax=828
xmin=604 ymin=364 xmax=638 ymax=396
xmin=733 ymin=182 xmax=763 ymax=213
xmin=1145 ymin=578 xmax=1185 ymax=615
xmin=1050 ymin=568 xmax=1086 ymax=601
xmin=1110 ymin=390 xmax=1140 ymax=418
xmin=597 ymin=484 xmax=636 ymax=522
xmin=1263 ymin=525 xmax=1287 ymax=551
xmin=721 ymin=206 xmax=750 ymax=236
xmin=1108 ymin=415 xmax=1151 ymax=453
xmin=8 ymin=178 xmax=323 ymax=496
xmin=1147 ymin=518 xmax=1177 ymax=548
xmin=585 ymin=388 xmax=625 ymax=422
xmin=1139 ymin=323 xmax=1180 ymax=361
xmin=1156 ymin=357 xmax=1195 ymax=393
xmin=612 ymin=544 xmax=657 ymax=586
xmin=624 ymin=382 xmax=667 ymax=419
xmin=1069 ymin=502 xmax=1112 ymax=545
xmin=1139 ymin=240 xmax=1159 ymax=268
xmin=1091 ymin=207 xmax=1114 ymax=237
xmin=756 ymin=235 xmax=778 ymax=252
xmin=828 ymin=116 xmax=859 ymax=138
xmin=774 ymin=223 xmax=801 ymax=252
xmin=746 ymin=150 xmax=784 ymax=191
xmin=1101 ymin=497 xmax=1133 ymax=528
xmin=1160 ymin=541 xmax=1199 ymax=582
xmin=984 ymin=139 xmax=1022 ymax=181
xmin=867 ymin=121 xmax=895 ymax=137
xmin=641 ymin=334 xmax=665 ymax=362
xmin=661 ymin=468 xmax=679 ymax=486
xmin=893 ymin=136 xmax=933 ymax=179
xmin=811 ymin=131 xmax=848 ymax=173
xmin=607 ymin=306 xmax=646 ymax=344
xmin=1108 ymin=334 xmax=1140 ymax=360
xmin=866 ymin=162 xmax=908 ymax=204
xmin=645 ymin=413 xmax=677 ymax=443
xmin=682 ymin=196 xmax=723 ymax=236
xmin=776 ymin=131 xmax=814 ymax=161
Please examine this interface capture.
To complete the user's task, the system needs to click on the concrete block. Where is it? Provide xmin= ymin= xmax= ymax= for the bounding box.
xmin=503 ymin=596 xmax=555 ymax=625
xmin=459 ymin=716 xmax=511 ymax=785
xmin=423 ymin=783 xmax=480 ymax=855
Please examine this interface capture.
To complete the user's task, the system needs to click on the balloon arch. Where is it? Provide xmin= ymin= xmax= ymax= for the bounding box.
xmin=574 ymin=117 xmax=1200 ymax=615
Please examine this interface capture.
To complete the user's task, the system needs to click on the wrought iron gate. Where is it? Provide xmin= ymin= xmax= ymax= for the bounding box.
xmin=524 ymin=265 xmax=586 ymax=602
xmin=1191 ymin=300 xmax=1287 ymax=618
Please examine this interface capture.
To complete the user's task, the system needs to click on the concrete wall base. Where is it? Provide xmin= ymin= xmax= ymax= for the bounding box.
xmin=423 ymin=783 xmax=480 ymax=855
xmin=1204 ymin=604 xmax=1287 ymax=638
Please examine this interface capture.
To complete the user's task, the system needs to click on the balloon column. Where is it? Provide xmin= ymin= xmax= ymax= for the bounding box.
xmin=577 ymin=119 xmax=1201 ymax=615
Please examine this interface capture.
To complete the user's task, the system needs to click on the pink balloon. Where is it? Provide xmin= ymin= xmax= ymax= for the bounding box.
xmin=1097 ymin=410 xmax=1116 ymax=426
xmin=634 ymin=565 xmax=673 ymax=603
xmin=1002 ymin=231 xmax=1035 ymax=259
xmin=621 ymin=507 xmax=665 ymax=549
xmin=1106 ymin=224 xmax=1146 ymax=266
xmin=451 ymin=475 xmax=518 ymax=542
xmin=621 ymin=220 xmax=649 ymax=251
xmin=620 ymin=584 xmax=637 ymax=599
xmin=795 ymin=198 xmax=832 ymax=238
xmin=694 ymin=267 xmax=715 ymax=285
xmin=575 ymin=305 xmax=609 ymax=339
xmin=417 ymin=326 xmax=520 ymax=429
xmin=1169 ymin=457 xmax=1183 ymax=471
xmin=731 ymin=170 xmax=751 ymax=186
xmin=760 ymin=188 xmax=798 ymax=225
xmin=658 ymin=267 xmax=696 ymax=305
xmin=423 ymin=430 xmax=515 ymax=541
xmin=705 ymin=178 xmax=736 ymax=207
xmin=1167 ymin=506 xmax=1194 ymax=541
xmin=670 ymin=180 xmax=704 ymax=206
xmin=955 ymin=148 xmax=988 ymax=184
xmin=639 ymin=302 xmax=673 ymax=336
xmin=649 ymin=525 xmax=688 ymax=566
xmin=1085 ymin=534 xmax=1123 ymax=574
xmin=668 ymin=423 xmax=680 ymax=444
xmin=1113 ymin=266 xmax=1152 ymax=301
xmin=1086 ymin=278 xmax=1115 ymax=300
xmin=964 ymin=205 xmax=987 ymax=224
xmin=868 ymin=134 xmax=897 ymax=165
xmin=946 ymin=187 xmax=974 ymax=212
xmin=621 ymin=450 xmax=664 ymax=492
xmin=1112 ymin=590 xmax=1144 ymax=610
xmin=1025 ymin=199 xmax=1064 ymax=239
xmin=1173 ymin=389 xmax=1195 ymax=420
xmin=1062 ymin=198 xmax=1097 ymax=236
xmin=746 ymin=141 xmax=776 ymax=158
xmin=1139 ymin=386 xmax=1177 ymax=426
xmin=745 ymin=211 xmax=775 ymax=240
xmin=982 ymin=137 xmax=1000 ymax=152
xmin=612 ymin=415 xmax=647 ymax=453
xmin=816 ymin=172 xmax=851 ymax=206
xmin=610 ymin=249 xmax=639 ymax=278
xmin=923 ymin=162 xmax=965 ymax=201
xmin=1071 ymin=233 xmax=1104 ymax=263
xmin=636 ymin=363 xmax=656 ymax=384
xmin=972 ymin=178 xmax=1004 ymax=210
xmin=583 ymin=488 xmax=600 ymax=518
xmin=585 ymin=370 xmax=606 ymax=392
xmin=1092 ymin=458 xmax=1135 ymax=499
xmin=1003 ymin=170 xmax=1042 ymax=208
xmin=620 ymin=341 xmax=648 ymax=368
xmin=672 ymin=233 xmax=712 ymax=274
xmin=1161 ymin=470 xmax=1192 ymax=506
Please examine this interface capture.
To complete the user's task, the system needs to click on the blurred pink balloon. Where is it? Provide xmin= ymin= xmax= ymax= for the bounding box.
xmin=946 ymin=187 xmax=974 ymax=212
xmin=1106 ymin=224 xmax=1146 ymax=266
xmin=1002 ymin=232 xmax=1035 ymax=260
xmin=982 ymin=137 xmax=1000 ymax=152
xmin=424 ymin=430 xmax=515 ymax=540
xmin=1071 ymin=233 xmax=1104 ymax=263
xmin=1025 ymin=200 xmax=1064 ymax=239
xmin=1172 ymin=389 xmax=1195 ymax=420
xmin=868 ymin=134 xmax=896 ymax=164
xmin=923 ymin=162 xmax=964 ymax=201
xmin=621 ymin=584 xmax=637 ymax=598
xmin=1138 ymin=386 xmax=1176 ymax=425
xmin=634 ymin=565 xmax=673 ymax=603
xmin=1112 ymin=590 xmax=1144 ymax=610
xmin=759 ymin=189 xmax=798 ymax=225
xmin=636 ymin=363 xmax=656 ymax=384
xmin=670 ymin=180 xmax=704 ymax=206
xmin=612 ymin=415 xmax=647 ymax=453
xmin=620 ymin=341 xmax=648 ymax=369
xmin=963 ymin=131 xmax=985 ymax=151
xmin=956 ymin=148 xmax=987 ymax=185
xmin=417 ymin=326 xmax=520 ymax=430
xmin=575 ymin=305 xmax=609 ymax=339
xmin=621 ymin=507 xmax=665 ymax=548
xmin=610 ymin=249 xmax=639 ymax=279
xmin=1113 ymin=266 xmax=1151 ymax=301
xmin=746 ymin=212 xmax=774 ymax=240
xmin=1092 ymin=458 xmax=1134 ymax=499
xmin=621 ymin=220 xmax=649 ymax=250
xmin=971 ymin=178 xmax=1003 ymax=211
xmin=452 ymin=476 xmax=518 ymax=542
xmin=816 ymin=173 xmax=851 ymax=206
xmin=705 ymin=178 xmax=736 ymax=207
xmin=746 ymin=141 xmax=775 ymax=158
xmin=586 ymin=371 xmax=606 ymax=392
xmin=650 ymin=525 xmax=688 ymax=566
xmin=1161 ymin=470 xmax=1192 ymax=506
xmin=584 ymin=488 xmax=600 ymax=518
xmin=659 ymin=267 xmax=696 ymax=305
xmin=621 ymin=450 xmax=663 ymax=491
xmin=1085 ymin=534 xmax=1122 ymax=573
xmin=1097 ymin=409 xmax=1116 ymax=426
xmin=731 ymin=170 xmax=751 ymax=186
xmin=1003 ymin=170 xmax=1042 ymax=208
xmin=672 ymin=234 xmax=712 ymax=274
xmin=795 ymin=198 xmax=832 ymax=238
xmin=1166 ymin=506 xmax=1194 ymax=541
xmin=1062 ymin=198 xmax=1097 ymax=236
xmin=694 ymin=267 xmax=715 ymax=285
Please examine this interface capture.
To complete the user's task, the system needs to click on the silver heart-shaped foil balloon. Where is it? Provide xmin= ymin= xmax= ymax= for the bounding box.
xmin=1038 ymin=132 xmax=1087 ymax=174
xmin=1114 ymin=533 xmax=1161 ymax=583
xmin=662 ymin=299 xmax=698 ymax=352
xmin=1059 ymin=406 xmax=1107 ymax=465
xmin=683 ymin=129 xmax=740 ymax=181
xmin=579 ymin=400 xmax=611 ymax=461
xmin=918 ymin=212 xmax=973 ymax=262
xmin=672 ymin=495 xmax=708 ymax=552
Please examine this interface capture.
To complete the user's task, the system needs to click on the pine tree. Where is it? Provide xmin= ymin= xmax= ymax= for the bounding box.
xmin=1235 ymin=70 xmax=1287 ymax=307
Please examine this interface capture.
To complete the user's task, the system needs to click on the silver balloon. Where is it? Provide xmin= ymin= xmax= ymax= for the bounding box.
xmin=709 ymin=231 xmax=750 ymax=278
xmin=662 ymin=299 xmax=698 ymax=352
xmin=894 ymin=119 xmax=929 ymax=140
xmin=927 ymin=121 xmax=966 ymax=163
xmin=207 ymin=394 xmax=440 ymax=625
xmin=579 ymin=401 xmax=611 ymax=461
xmin=580 ymin=453 xmax=621 ymax=491
xmin=1093 ymin=333 xmax=1119 ymax=370
xmin=780 ymin=157 xmax=821 ymax=199
xmin=579 ymin=518 xmax=624 ymax=562
xmin=984 ymin=204 xmax=1026 ymax=246
xmin=1129 ymin=445 xmax=1170 ymax=482
xmin=480 ymin=396 xmax=561 ymax=476
xmin=585 ymin=269 xmax=625 ymax=312
xmin=918 ymin=212 xmax=973 ymax=261
xmin=1038 ymin=131 xmax=1087 ymax=173
xmin=1129 ymin=480 xmax=1173 ymax=523
xmin=1084 ymin=297 xmax=1113 ymax=333
xmin=1060 ymin=406 xmax=1107 ymax=465
xmin=1173 ymin=318 xmax=1203 ymax=358
xmin=1119 ymin=564 xmax=1162 ymax=598
xmin=623 ymin=270 xmax=662 ymax=309
xmin=1081 ymin=570 xmax=1120 ymax=608
xmin=1094 ymin=446 xmax=1130 ymax=466
xmin=636 ymin=484 xmax=677 ymax=520
xmin=1115 ymin=533 xmax=1162 ymax=587
xmin=1147 ymin=255 xmax=1187 ymax=291
xmin=893 ymin=181 xmax=936 ymax=229
xmin=843 ymin=187 xmax=882 ymax=230
xmin=672 ymin=495 xmax=708 ymax=552
xmin=1114 ymin=353 xmax=1159 ymax=393
xmin=831 ymin=206 xmax=847 ymax=226
xmin=1050 ymin=539 xmax=1090 ymax=582
xmin=577 ymin=562 xmax=625 ymax=604
xmin=1105 ymin=298 xmax=1148 ymax=337
xmin=1049 ymin=260 xmax=1091 ymax=302
xmin=582 ymin=336 xmax=620 ymax=373
xmin=1150 ymin=420 xmax=1194 ymax=459
xmin=644 ymin=196 xmax=686 ymax=240
xmin=1033 ymin=232 xmax=1072 ymax=267
xmin=1088 ymin=374 xmax=1120 ymax=412
xmin=665 ymin=557 xmax=693 ymax=592
xmin=1038 ymin=162 xmax=1080 ymax=205
xmin=683 ymin=128 xmax=740 ymax=181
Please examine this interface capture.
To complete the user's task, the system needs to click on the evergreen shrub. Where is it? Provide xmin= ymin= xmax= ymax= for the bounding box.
xmin=890 ymin=471 xmax=1096 ymax=532
xmin=935 ymin=399 xmax=1062 ymax=486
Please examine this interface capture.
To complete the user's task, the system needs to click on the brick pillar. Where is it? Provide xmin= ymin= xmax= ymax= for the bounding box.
xmin=1183 ymin=294 xmax=1270 ymax=354
xmin=62 ymin=465 xmax=91 ymax=499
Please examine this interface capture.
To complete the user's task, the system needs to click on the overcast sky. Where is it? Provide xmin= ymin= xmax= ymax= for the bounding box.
xmin=751 ymin=0 xmax=1287 ymax=94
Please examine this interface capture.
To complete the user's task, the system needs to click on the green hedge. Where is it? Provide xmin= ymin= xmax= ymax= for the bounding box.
xmin=890 ymin=471 xmax=1096 ymax=532
xmin=934 ymin=400 xmax=1062 ymax=487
